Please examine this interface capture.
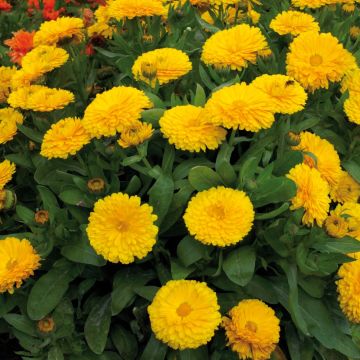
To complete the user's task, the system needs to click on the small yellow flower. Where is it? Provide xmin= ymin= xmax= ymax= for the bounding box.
xmin=344 ymin=92 xmax=360 ymax=125
xmin=108 ymin=0 xmax=167 ymax=20
xmin=118 ymin=121 xmax=153 ymax=148
xmin=325 ymin=211 xmax=349 ymax=238
xmin=341 ymin=68 xmax=360 ymax=95
xmin=330 ymin=170 xmax=360 ymax=204
xmin=37 ymin=317 xmax=55 ymax=333
xmin=0 ymin=108 xmax=24 ymax=145
xmin=0 ymin=160 xmax=16 ymax=190
xmin=291 ymin=0 xmax=328 ymax=9
xmin=342 ymin=2 xmax=355 ymax=12
xmin=34 ymin=210 xmax=49 ymax=225
xmin=350 ymin=26 xmax=360 ymax=39
xmin=87 ymin=178 xmax=106 ymax=193
xmin=87 ymin=5 xmax=115 ymax=39
xmin=0 ymin=66 xmax=17 ymax=103
xmin=248 ymin=9 xmax=260 ymax=24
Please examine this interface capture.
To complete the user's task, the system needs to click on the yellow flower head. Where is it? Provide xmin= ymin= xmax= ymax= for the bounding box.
xmin=148 ymin=280 xmax=221 ymax=350
xmin=8 ymin=85 xmax=74 ymax=112
xmin=344 ymin=92 xmax=360 ymax=125
xmin=0 ymin=108 xmax=24 ymax=145
xmin=341 ymin=68 xmax=360 ymax=94
xmin=118 ymin=121 xmax=153 ymax=148
xmin=350 ymin=26 xmax=360 ymax=39
xmin=87 ymin=193 xmax=158 ymax=264
xmin=184 ymin=186 xmax=254 ymax=246
xmin=11 ymin=70 xmax=39 ymax=90
xmin=330 ymin=170 xmax=360 ymax=204
xmin=223 ymin=299 xmax=280 ymax=360
xmin=33 ymin=17 xmax=84 ymax=46
xmin=159 ymin=105 xmax=226 ymax=152
xmin=286 ymin=32 xmax=357 ymax=92
xmin=270 ymin=10 xmax=320 ymax=36
xmin=108 ymin=0 xmax=167 ymax=20
xmin=330 ymin=202 xmax=360 ymax=240
xmin=82 ymin=86 xmax=152 ymax=138
xmin=0 ymin=237 xmax=41 ymax=294
xmin=88 ymin=5 xmax=115 ymax=39
xmin=325 ymin=210 xmax=349 ymax=238
xmin=292 ymin=131 xmax=341 ymax=189
xmin=201 ymin=7 xmax=244 ymax=26
xmin=0 ymin=66 xmax=17 ymax=103
xmin=0 ymin=160 xmax=16 ymax=190
xmin=132 ymin=48 xmax=192 ymax=86
xmin=343 ymin=2 xmax=355 ymax=11
xmin=41 ymin=117 xmax=91 ymax=159
xmin=201 ymin=24 xmax=268 ymax=71
xmin=204 ymin=83 xmax=275 ymax=132
xmin=291 ymin=0 xmax=328 ymax=9
xmin=337 ymin=255 xmax=360 ymax=323
xmin=251 ymin=74 xmax=307 ymax=114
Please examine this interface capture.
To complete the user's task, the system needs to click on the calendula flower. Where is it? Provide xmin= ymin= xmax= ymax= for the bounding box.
xmin=292 ymin=131 xmax=341 ymax=189
xmin=184 ymin=186 xmax=254 ymax=246
xmin=34 ymin=210 xmax=49 ymax=225
xmin=0 ymin=237 xmax=41 ymax=294
xmin=0 ymin=66 xmax=17 ymax=103
xmin=4 ymin=30 xmax=35 ymax=66
xmin=159 ymin=105 xmax=226 ymax=152
xmin=201 ymin=7 xmax=244 ymax=25
xmin=350 ymin=26 xmax=360 ymax=39
xmin=148 ymin=280 xmax=221 ymax=350
xmin=325 ymin=210 xmax=349 ymax=238
xmin=248 ymin=9 xmax=260 ymax=24
xmin=344 ymin=93 xmax=360 ymax=125
xmin=41 ymin=117 xmax=91 ymax=159
xmin=330 ymin=170 xmax=360 ymax=204
xmin=33 ymin=17 xmax=84 ymax=46
xmin=118 ymin=121 xmax=153 ymax=148
xmin=329 ymin=202 xmax=360 ymax=240
xmin=87 ymin=4 xmax=115 ymax=39
xmin=204 ymin=83 xmax=275 ymax=132
xmin=0 ymin=0 xmax=11 ymax=11
xmin=251 ymin=74 xmax=307 ymax=114
xmin=341 ymin=68 xmax=360 ymax=94
xmin=270 ymin=10 xmax=319 ymax=36
xmin=291 ymin=0 xmax=328 ymax=8
xmin=0 ymin=160 xmax=16 ymax=190
xmin=108 ymin=0 xmax=167 ymax=20
xmin=0 ymin=108 xmax=24 ymax=144
xmin=132 ymin=48 xmax=192 ymax=86
xmin=343 ymin=2 xmax=355 ymax=11
xmin=286 ymin=163 xmax=330 ymax=226
xmin=201 ymin=24 xmax=268 ymax=70
xmin=87 ymin=178 xmax=105 ymax=193
xmin=223 ymin=299 xmax=280 ymax=360
xmin=82 ymin=86 xmax=152 ymax=138
xmin=37 ymin=317 xmax=55 ymax=333
xmin=286 ymin=32 xmax=357 ymax=92
xmin=87 ymin=193 xmax=158 ymax=264
xmin=8 ymin=85 xmax=74 ymax=112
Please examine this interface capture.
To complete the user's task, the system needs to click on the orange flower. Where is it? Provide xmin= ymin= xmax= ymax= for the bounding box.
xmin=0 ymin=0 xmax=11 ymax=11
xmin=5 ymin=30 xmax=35 ymax=65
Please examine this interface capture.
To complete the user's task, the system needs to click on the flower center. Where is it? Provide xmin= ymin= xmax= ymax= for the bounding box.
xmin=309 ymin=54 xmax=323 ymax=66
xmin=245 ymin=321 xmax=258 ymax=333
xmin=209 ymin=204 xmax=226 ymax=220
xmin=176 ymin=302 xmax=192 ymax=317
xmin=117 ymin=220 xmax=129 ymax=232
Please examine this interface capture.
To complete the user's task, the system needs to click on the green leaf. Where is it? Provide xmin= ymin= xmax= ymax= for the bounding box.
xmin=193 ymin=84 xmax=207 ymax=106
xmin=223 ymin=246 xmax=256 ymax=286
xmin=273 ymin=151 xmax=303 ymax=176
xmin=59 ymin=188 xmax=91 ymax=207
xmin=179 ymin=347 xmax=208 ymax=360
xmin=111 ymin=326 xmax=138 ymax=360
xmin=18 ymin=124 xmax=43 ymax=143
xmin=343 ymin=160 xmax=360 ymax=183
xmin=133 ymin=286 xmax=159 ymax=301
xmin=313 ymin=236 xmax=360 ymax=254
xmin=141 ymin=109 xmax=165 ymax=127
xmin=61 ymin=242 xmax=106 ymax=267
xmin=48 ymin=346 xmax=65 ymax=360
xmin=3 ymin=314 xmax=36 ymax=337
xmin=177 ymin=236 xmax=210 ymax=267
xmin=139 ymin=335 xmax=167 ymax=360
xmin=85 ymin=296 xmax=112 ymax=355
xmin=16 ymin=205 xmax=35 ymax=225
xmin=171 ymin=259 xmax=195 ymax=280
xmin=238 ymin=155 xmax=261 ymax=188
xmin=188 ymin=166 xmax=223 ymax=191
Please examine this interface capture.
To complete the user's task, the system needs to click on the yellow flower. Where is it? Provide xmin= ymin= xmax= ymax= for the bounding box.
xmin=183 ymin=186 xmax=254 ymax=246
xmin=118 ymin=121 xmax=153 ymax=148
xmin=292 ymin=131 xmax=341 ymax=189
xmin=159 ymin=105 xmax=226 ymax=152
xmin=343 ymin=2 xmax=355 ymax=11
xmin=251 ymin=74 xmax=307 ymax=114
xmin=87 ymin=193 xmax=158 ymax=264
xmin=270 ymin=10 xmax=319 ymax=36
xmin=201 ymin=7 xmax=244 ymax=25
xmin=132 ymin=48 xmax=192 ymax=86
xmin=344 ymin=92 xmax=360 ymax=125
xmin=331 ymin=202 xmax=360 ymax=240
xmin=108 ymin=0 xmax=167 ymax=20
xmin=341 ymin=68 xmax=360 ymax=94
xmin=201 ymin=24 xmax=268 ymax=70
xmin=0 ymin=66 xmax=17 ymax=103
xmin=0 ymin=108 xmax=24 ymax=144
xmin=223 ymin=299 xmax=280 ymax=360
xmin=325 ymin=211 xmax=349 ymax=238
xmin=88 ymin=5 xmax=115 ymax=39
xmin=286 ymin=32 xmax=356 ymax=92
xmin=148 ymin=280 xmax=221 ymax=350
xmin=8 ymin=85 xmax=74 ymax=112
xmin=286 ymin=163 xmax=330 ymax=226
xmin=11 ymin=70 xmax=39 ymax=90
xmin=337 ymin=255 xmax=360 ymax=323
xmin=82 ymin=86 xmax=152 ymax=138
xmin=248 ymin=9 xmax=260 ymax=24
xmin=0 ymin=160 xmax=16 ymax=190
xmin=204 ymin=83 xmax=275 ymax=132
xmin=330 ymin=170 xmax=360 ymax=204
xmin=33 ymin=17 xmax=84 ymax=46
xmin=0 ymin=237 xmax=41 ymax=294
xmin=350 ymin=26 xmax=360 ymax=39
xmin=41 ymin=117 xmax=91 ymax=159
xmin=291 ymin=0 xmax=328 ymax=9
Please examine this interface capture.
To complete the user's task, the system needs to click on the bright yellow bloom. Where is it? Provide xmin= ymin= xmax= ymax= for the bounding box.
xmin=251 ymin=74 xmax=307 ymax=114
xmin=184 ymin=186 xmax=254 ymax=246
xmin=330 ymin=170 xmax=360 ymax=204
xmin=292 ymin=131 xmax=341 ymax=189
xmin=87 ymin=5 xmax=115 ymax=39
xmin=201 ymin=7 xmax=244 ymax=25
xmin=201 ymin=24 xmax=268 ymax=70
xmin=329 ymin=202 xmax=360 ymax=240
xmin=286 ymin=163 xmax=330 ymax=226
xmin=341 ymin=68 xmax=360 ymax=94
xmin=0 ymin=160 xmax=16 ymax=190
xmin=223 ymin=299 xmax=280 ymax=360
xmin=0 ymin=237 xmax=41 ymax=294
xmin=286 ymin=32 xmax=357 ymax=92
xmin=291 ymin=0 xmax=328 ymax=8
xmin=8 ymin=85 xmax=74 ymax=112
xmin=204 ymin=83 xmax=275 ymax=131
xmin=159 ymin=105 xmax=226 ymax=152
xmin=270 ymin=10 xmax=319 ymax=36
xmin=350 ymin=26 xmax=360 ymax=39
xmin=343 ymin=2 xmax=355 ymax=11
xmin=148 ymin=280 xmax=221 ymax=350
xmin=118 ymin=121 xmax=153 ymax=148
xmin=11 ymin=70 xmax=39 ymax=89
xmin=325 ymin=210 xmax=349 ymax=238
xmin=108 ymin=0 xmax=167 ymax=20
xmin=0 ymin=108 xmax=24 ymax=145
xmin=132 ymin=48 xmax=192 ymax=86
xmin=344 ymin=92 xmax=360 ymax=125
xmin=33 ymin=17 xmax=84 ymax=46
xmin=41 ymin=117 xmax=91 ymax=159
xmin=87 ymin=193 xmax=158 ymax=264
xmin=0 ymin=66 xmax=17 ymax=103
xmin=248 ymin=9 xmax=260 ymax=24
xmin=82 ymin=86 xmax=152 ymax=138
